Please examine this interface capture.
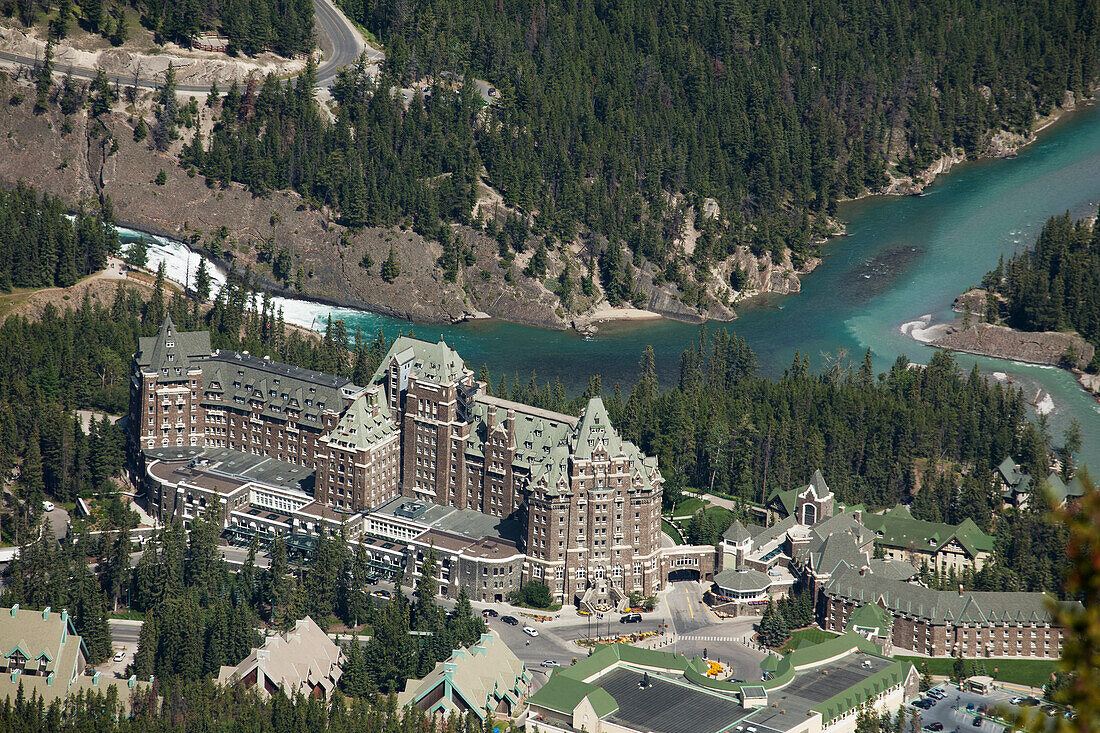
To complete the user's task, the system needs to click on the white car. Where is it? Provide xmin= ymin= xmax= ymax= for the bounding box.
xmin=42 ymin=501 xmax=55 ymax=512
xmin=523 ymin=626 xmax=539 ymax=637
xmin=113 ymin=651 xmax=126 ymax=662
xmin=541 ymin=659 xmax=560 ymax=667
xmin=1010 ymin=697 xmax=1024 ymax=705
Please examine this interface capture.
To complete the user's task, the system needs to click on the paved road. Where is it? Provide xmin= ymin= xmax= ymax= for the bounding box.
xmin=0 ymin=0 xmax=367 ymax=93
xmin=109 ymin=619 xmax=143 ymax=646
xmin=44 ymin=506 xmax=69 ymax=541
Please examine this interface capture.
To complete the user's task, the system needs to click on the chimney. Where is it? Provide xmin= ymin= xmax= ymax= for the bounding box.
xmin=959 ymin=584 xmax=964 ymax=597
xmin=41 ymin=607 xmax=50 ymax=620
xmin=9 ymin=605 xmax=18 ymax=616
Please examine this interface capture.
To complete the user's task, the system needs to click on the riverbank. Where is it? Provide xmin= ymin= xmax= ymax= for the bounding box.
xmin=900 ymin=311 xmax=1099 ymax=409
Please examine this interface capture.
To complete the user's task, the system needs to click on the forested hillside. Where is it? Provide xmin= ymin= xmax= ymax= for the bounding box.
xmin=138 ymin=0 xmax=314 ymax=55
xmin=188 ymin=0 xmax=1100 ymax=313
xmin=2 ymin=0 xmax=313 ymax=56
xmin=982 ymin=210 xmax=1100 ymax=369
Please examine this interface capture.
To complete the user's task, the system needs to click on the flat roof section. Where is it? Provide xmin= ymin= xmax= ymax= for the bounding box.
xmin=743 ymin=652 xmax=896 ymax=732
xmin=372 ymin=496 xmax=523 ymax=543
xmin=597 ymin=667 xmax=750 ymax=733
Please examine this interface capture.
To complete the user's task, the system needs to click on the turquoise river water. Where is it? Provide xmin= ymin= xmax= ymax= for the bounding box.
xmin=120 ymin=104 xmax=1100 ymax=469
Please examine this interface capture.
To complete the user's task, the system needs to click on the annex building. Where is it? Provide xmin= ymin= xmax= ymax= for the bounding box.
xmin=0 ymin=605 xmax=150 ymax=710
xmin=132 ymin=319 xmax=698 ymax=607
xmin=397 ymin=630 xmax=530 ymax=719
xmin=526 ymin=634 xmax=918 ymax=733
xmin=712 ymin=473 xmax=1074 ymax=659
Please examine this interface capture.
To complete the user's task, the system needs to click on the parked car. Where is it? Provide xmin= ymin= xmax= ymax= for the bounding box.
xmin=42 ymin=501 xmax=55 ymax=512
xmin=620 ymin=613 xmax=642 ymax=624
xmin=523 ymin=626 xmax=539 ymax=637
xmin=966 ymin=703 xmax=975 ymax=711
xmin=922 ymin=723 xmax=944 ymax=732
xmin=912 ymin=699 xmax=933 ymax=710
xmin=972 ymin=717 xmax=982 ymax=727
xmin=501 ymin=615 xmax=519 ymax=626
xmin=1009 ymin=696 xmax=1024 ymax=705
xmin=113 ymin=651 xmax=126 ymax=662
xmin=365 ymin=574 xmax=379 ymax=585
xmin=541 ymin=659 xmax=560 ymax=667
xmin=482 ymin=608 xmax=499 ymax=618
xmin=371 ymin=589 xmax=392 ymax=600
xmin=928 ymin=688 xmax=946 ymax=699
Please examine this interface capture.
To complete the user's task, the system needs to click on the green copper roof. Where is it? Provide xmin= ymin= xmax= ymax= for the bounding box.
xmin=846 ymin=603 xmax=891 ymax=633
xmin=861 ymin=507 xmax=994 ymax=556
xmin=373 ymin=335 xmax=467 ymax=386
xmin=528 ymin=674 xmax=619 ymax=717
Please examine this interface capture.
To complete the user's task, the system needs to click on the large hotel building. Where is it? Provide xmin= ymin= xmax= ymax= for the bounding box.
xmin=131 ymin=316 xmax=682 ymax=605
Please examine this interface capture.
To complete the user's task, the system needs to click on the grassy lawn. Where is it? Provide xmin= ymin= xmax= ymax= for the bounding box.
xmin=661 ymin=519 xmax=685 ymax=545
xmin=671 ymin=497 xmax=707 ymax=518
xmin=896 ymin=656 xmax=1058 ymax=689
xmin=108 ymin=610 xmax=146 ymax=621
xmin=779 ymin=627 xmax=839 ymax=652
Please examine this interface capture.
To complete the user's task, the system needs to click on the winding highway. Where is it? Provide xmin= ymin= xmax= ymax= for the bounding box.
xmin=0 ymin=0 xmax=373 ymax=93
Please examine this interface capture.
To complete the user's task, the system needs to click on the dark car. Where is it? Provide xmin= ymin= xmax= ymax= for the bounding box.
xmin=923 ymin=724 xmax=944 ymax=732
xmin=482 ymin=608 xmax=499 ymax=618
xmin=972 ymin=717 xmax=982 ymax=727
xmin=501 ymin=615 xmax=519 ymax=626
xmin=620 ymin=613 xmax=642 ymax=624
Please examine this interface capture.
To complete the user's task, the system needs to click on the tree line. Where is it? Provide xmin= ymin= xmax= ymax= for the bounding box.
xmin=138 ymin=0 xmax=314 ymax=56
xmin=982 ymin=209 xmax=1100 ymax=371
xmin=0 ymin=0 xmax=312 ymax=56
xmin=0 ymin=183 xmax=117 ymax=291
xmin=0 ymin=676 xmax=494 ymax=733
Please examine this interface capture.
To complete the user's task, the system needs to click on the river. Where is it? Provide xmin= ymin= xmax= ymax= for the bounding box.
xmin=118 ymin=103 xmax=1100 ymax=469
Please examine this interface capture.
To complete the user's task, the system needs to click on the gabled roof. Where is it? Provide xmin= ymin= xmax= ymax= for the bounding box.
xmin=823 ymin=567 xmax=1080 ymax=626
xmin=531 ymin=672 xmax=619 ymax=717
xmin=135 ymin=314 xmax=212 ymax=376
xmin=322 ymin=387 xmax=398 ymax=452
xmin=217 ymin=616 xmax=342 ymax=697
xmin=861 ymin=510 xmax=993 ymax=556
xmin=997 ymin=456 xmax=1032 ymax=496
xmin=398 ymin=631 xmax=528 ymax=719
xmin=373 ymin=335 xmax=468 ymax=386
xmin=846 ymin=603 xmax=891 ymax=633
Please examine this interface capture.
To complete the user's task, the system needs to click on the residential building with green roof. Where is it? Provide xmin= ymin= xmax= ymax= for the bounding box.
xmin=860 ymin=505 xmax=993 ymax=574
xmin=0 ymin=605 xmax=151 ymax=711
xmin=821 ymin=565 xmax=1079 ymax=658
xmin=397 ymin=631 xmax=530 ymax=719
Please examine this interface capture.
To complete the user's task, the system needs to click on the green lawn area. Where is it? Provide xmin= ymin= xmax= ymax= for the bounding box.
xmin=661 ymin=519 xmax=685 ymax=545
xmin=107 ymin=610 xmax=146 ymax=621
xmin=896 ymin=656 xmax=1058 ymax=689
xmin=671 ymin=497 xmax=708 ymax=518
xmin=779 ymin=627 xmax=839 ymax=652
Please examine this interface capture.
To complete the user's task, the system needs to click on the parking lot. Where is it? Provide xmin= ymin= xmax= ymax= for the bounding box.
xmin=909 ymin=682 xmax=1068 ymax=733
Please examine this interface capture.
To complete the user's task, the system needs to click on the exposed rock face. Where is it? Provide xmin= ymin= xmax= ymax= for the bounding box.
xmin=931 ymin=322 xmax=1094 ymax=369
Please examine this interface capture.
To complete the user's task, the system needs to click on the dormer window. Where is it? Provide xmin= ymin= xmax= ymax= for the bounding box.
xmin=167 ymin=353 xmax=175 ymax=361
xmin=165 ymin=340 xmax=175 ymax=348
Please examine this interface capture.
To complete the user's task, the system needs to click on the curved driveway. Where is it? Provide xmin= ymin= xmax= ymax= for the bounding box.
xmin=0 ymin=0 xmax=371 ymax=93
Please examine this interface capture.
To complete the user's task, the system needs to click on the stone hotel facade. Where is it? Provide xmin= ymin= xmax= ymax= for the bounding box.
xmin=131 ymin=318 xmax=680 ymax=605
